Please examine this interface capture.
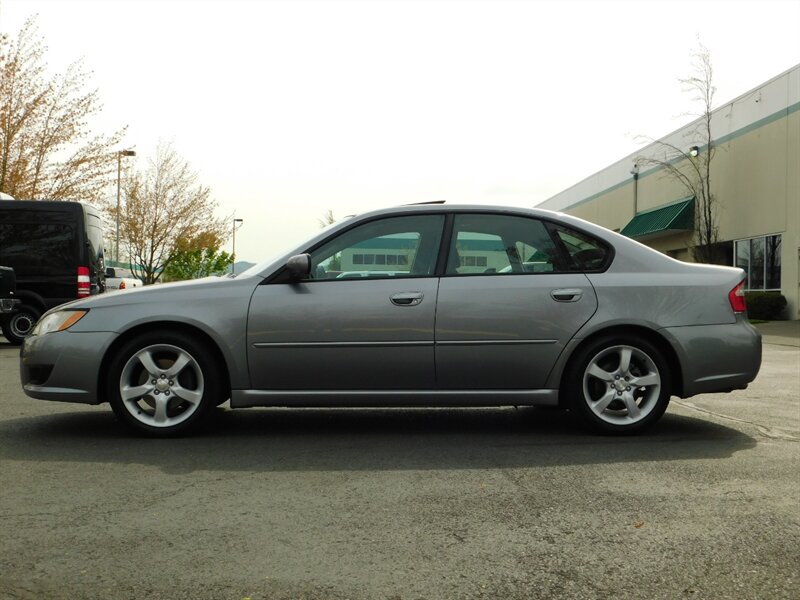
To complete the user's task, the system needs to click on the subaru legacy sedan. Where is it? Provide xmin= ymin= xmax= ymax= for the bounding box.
xmin=20 ymin=204 xmax=761 ymax=436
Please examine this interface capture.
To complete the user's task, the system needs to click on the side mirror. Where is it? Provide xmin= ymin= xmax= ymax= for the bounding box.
xmin=286 ymin=254 xmax=311 ymax=280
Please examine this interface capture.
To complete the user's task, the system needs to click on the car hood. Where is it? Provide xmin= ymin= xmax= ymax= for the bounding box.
xmin=67 ymin=276 xmax=254 ymax=311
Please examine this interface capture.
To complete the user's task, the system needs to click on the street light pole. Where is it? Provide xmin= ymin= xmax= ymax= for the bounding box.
xmin=115 ymin=149 xmax=136 ymax=263
xmin=232 ymin=218 xmax=244 ymax=274
xmin=630 ymin=161 xmax=640 ymax=216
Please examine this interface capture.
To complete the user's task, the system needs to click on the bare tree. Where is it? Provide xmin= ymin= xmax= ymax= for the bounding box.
xmin=318 ymin=209 xmax=336 ymax=228
xmin=637 ymin=42 xmax=719 ymax=263
xmin=0 ymin=17 xmax=124 ymax=202
xmin=110 ymin=143 xmax=227 ymax=284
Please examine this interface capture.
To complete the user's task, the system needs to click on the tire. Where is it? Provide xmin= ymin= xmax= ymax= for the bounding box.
xmin=1 ymin=304 xmax=41 ymax=345
xmin=564 ymin=335 xmax=671 ymax=435
xmin=107 ymin=330 xmax=223 ymax=437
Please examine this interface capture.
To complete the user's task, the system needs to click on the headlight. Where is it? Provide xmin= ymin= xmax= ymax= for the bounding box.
xmin=31 ymin=310 xmax=89 ymax=336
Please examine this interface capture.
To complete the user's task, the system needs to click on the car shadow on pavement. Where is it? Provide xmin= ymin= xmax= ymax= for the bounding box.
xmin=0 ymin=405 xmax=756 ymax=474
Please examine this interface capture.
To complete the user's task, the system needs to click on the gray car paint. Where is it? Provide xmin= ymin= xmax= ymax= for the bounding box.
xmin=247 ymin=278 xmax=440 ymax=390
xmin=435 ymin=272 xmax=597 ymax=389
xmin=20 ymin=204 xmax=762 ymax=410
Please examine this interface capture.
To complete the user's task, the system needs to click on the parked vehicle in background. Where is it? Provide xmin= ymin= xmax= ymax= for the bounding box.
xmin=19 ymin=203 xmax=762 ymax=436
xmin=0 ymin=200 xmax=105 ymax=345
xmin=0 ymin=266 xmax=19 ymax=315
xmin=105 ymin=267 xmax=143 ymax=291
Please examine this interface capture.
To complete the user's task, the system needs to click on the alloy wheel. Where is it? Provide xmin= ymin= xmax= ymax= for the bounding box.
xmin=118 ymin=343 xmax=205 ymax=428
xmin=581 ymin=344 xmax=662 ymax=426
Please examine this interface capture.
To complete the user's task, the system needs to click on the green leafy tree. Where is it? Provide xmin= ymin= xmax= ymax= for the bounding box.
xmin=163 ymin=245 xmax=233 ymax=281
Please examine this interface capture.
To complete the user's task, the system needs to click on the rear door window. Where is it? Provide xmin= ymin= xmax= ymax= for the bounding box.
xmin=445 ymin=214 xmax=566 ymax=275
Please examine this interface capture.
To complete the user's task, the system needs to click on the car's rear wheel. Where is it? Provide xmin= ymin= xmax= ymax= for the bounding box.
xmin=565 ymin=335 xmax=671 ymax=434
xmin=107 ymin=331 xmax=222 ymax=436
xmin=1 ymin=304 xmax=41 ymax=345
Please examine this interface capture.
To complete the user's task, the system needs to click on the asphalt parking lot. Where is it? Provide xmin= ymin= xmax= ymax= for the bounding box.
xmin=0 ymin=325 xmax=798 ymax=600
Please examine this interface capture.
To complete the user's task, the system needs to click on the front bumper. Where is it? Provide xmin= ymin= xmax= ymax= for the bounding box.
xmin=20 ymin=330 xmax=117 ymax=404
xmin=664 ymin=316 xmax=762 ymax=398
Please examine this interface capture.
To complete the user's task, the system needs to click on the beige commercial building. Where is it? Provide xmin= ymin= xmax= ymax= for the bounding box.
xmin=539 ymin=65 xmax=799 ymax=320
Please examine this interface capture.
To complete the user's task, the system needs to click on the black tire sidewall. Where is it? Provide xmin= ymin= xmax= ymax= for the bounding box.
xmin=107 ymin=330 xmax=221 ymax=437
xmin=566 ymin=335 xmax=671 ymax=435
xmin=3 ymin=305 xmax=41 ymax=345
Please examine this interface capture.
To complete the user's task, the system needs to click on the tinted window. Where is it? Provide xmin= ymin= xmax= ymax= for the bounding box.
xmin=446 ymin=214 xmax=564 ymax=275
xmin=309 ymin=215 xmax=445 ymax=280
xmin=107 ymin=267 xmax=134 ymax=278
xmin=0 ymin=222 xmax=78 ymax=274
xmin=550 ymin=225 xmax=610 ymax=271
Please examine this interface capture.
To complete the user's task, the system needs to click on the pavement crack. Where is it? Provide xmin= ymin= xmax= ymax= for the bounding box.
xmin=673 ymin=399 xmax=799 ymax=441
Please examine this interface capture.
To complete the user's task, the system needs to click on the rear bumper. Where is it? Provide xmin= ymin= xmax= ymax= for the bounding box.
xmin=664 ymin=317 xmax=762 ymax=398
xmin=1 ymin=298 xmax=19 ymax=312
xmin=20 ymin=330 xmax=116 ymax=404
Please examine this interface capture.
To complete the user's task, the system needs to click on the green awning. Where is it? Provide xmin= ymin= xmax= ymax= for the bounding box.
xmin=621 ymin=197 xmax=695 ymax=239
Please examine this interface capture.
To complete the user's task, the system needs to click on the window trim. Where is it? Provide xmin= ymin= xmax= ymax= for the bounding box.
xmin=265 ymin=210 xmax=616 ymax=284
xmin=438 ymin=212 xmax=614 ymax=277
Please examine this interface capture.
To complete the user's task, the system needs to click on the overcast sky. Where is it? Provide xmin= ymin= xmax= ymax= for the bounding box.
xmin=1 ymin=0 xmax=799 ymax=263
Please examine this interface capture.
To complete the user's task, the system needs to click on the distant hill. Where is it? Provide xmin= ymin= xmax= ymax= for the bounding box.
xmin=233 ymin=260 xmax=255 ymax=273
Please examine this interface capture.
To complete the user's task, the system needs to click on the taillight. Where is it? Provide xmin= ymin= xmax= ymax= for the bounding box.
xmin=728 ymin=280 xmax=747 ymax=313
xmin=119 ymin=280 xmax=126 ymax=290
xmin=77 ymin=266 xmax=91 ymax=297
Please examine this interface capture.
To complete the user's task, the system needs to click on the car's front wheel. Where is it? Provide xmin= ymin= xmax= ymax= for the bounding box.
xmin=565 ymin=335 xmax=671 ymax=434
xmin=107 ymin=331 xmax=223 ymax=436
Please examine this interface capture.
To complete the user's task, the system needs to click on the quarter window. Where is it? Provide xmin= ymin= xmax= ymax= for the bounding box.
xmin=550 ymin=225 xmax=610 ymax=271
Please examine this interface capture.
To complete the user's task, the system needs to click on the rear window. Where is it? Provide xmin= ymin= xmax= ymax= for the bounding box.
xmin=0 ymin=222 xmax=78 ymax=274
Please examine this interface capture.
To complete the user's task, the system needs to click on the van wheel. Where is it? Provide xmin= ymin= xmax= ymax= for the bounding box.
xmin=1 ymin=304 xmax=41 ymax=345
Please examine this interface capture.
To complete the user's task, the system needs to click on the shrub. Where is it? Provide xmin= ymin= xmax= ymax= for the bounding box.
xmin=745 ymin=292 xmax=787 ymax=320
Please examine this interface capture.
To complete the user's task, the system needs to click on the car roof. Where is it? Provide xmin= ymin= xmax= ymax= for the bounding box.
xmin=354 ymin=203 xmax=615 ymax=241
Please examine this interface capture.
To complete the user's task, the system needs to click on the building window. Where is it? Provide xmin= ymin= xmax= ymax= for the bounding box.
xmin=351 ymin=253 xmax=409 ymax=266
xmin=459 ymin=256 xmax=488 ymax=267
xmin=735 ymin=234 xmax=781 ymax=291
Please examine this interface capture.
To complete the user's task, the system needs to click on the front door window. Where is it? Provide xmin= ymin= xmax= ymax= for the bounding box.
xmin=309 ymin=215 xmax=445 ymax=280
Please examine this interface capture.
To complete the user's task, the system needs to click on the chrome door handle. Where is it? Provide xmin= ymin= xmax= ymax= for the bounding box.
xmin=551 ymin=288 xmax=583 ymax=302
xmin=391 ymin=292 xmax=424 ymax=306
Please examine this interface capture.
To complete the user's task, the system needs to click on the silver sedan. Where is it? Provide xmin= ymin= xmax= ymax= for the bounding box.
xmin=19 ymin=204 xmax=762 ymax=436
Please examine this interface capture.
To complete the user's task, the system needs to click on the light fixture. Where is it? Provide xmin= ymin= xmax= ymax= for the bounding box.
xmin=689 ymin=146 xmax=700 ymax=157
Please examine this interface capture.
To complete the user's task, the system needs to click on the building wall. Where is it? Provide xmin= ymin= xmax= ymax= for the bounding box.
xmin=540 ymin=65 xmax=800 ymax=319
